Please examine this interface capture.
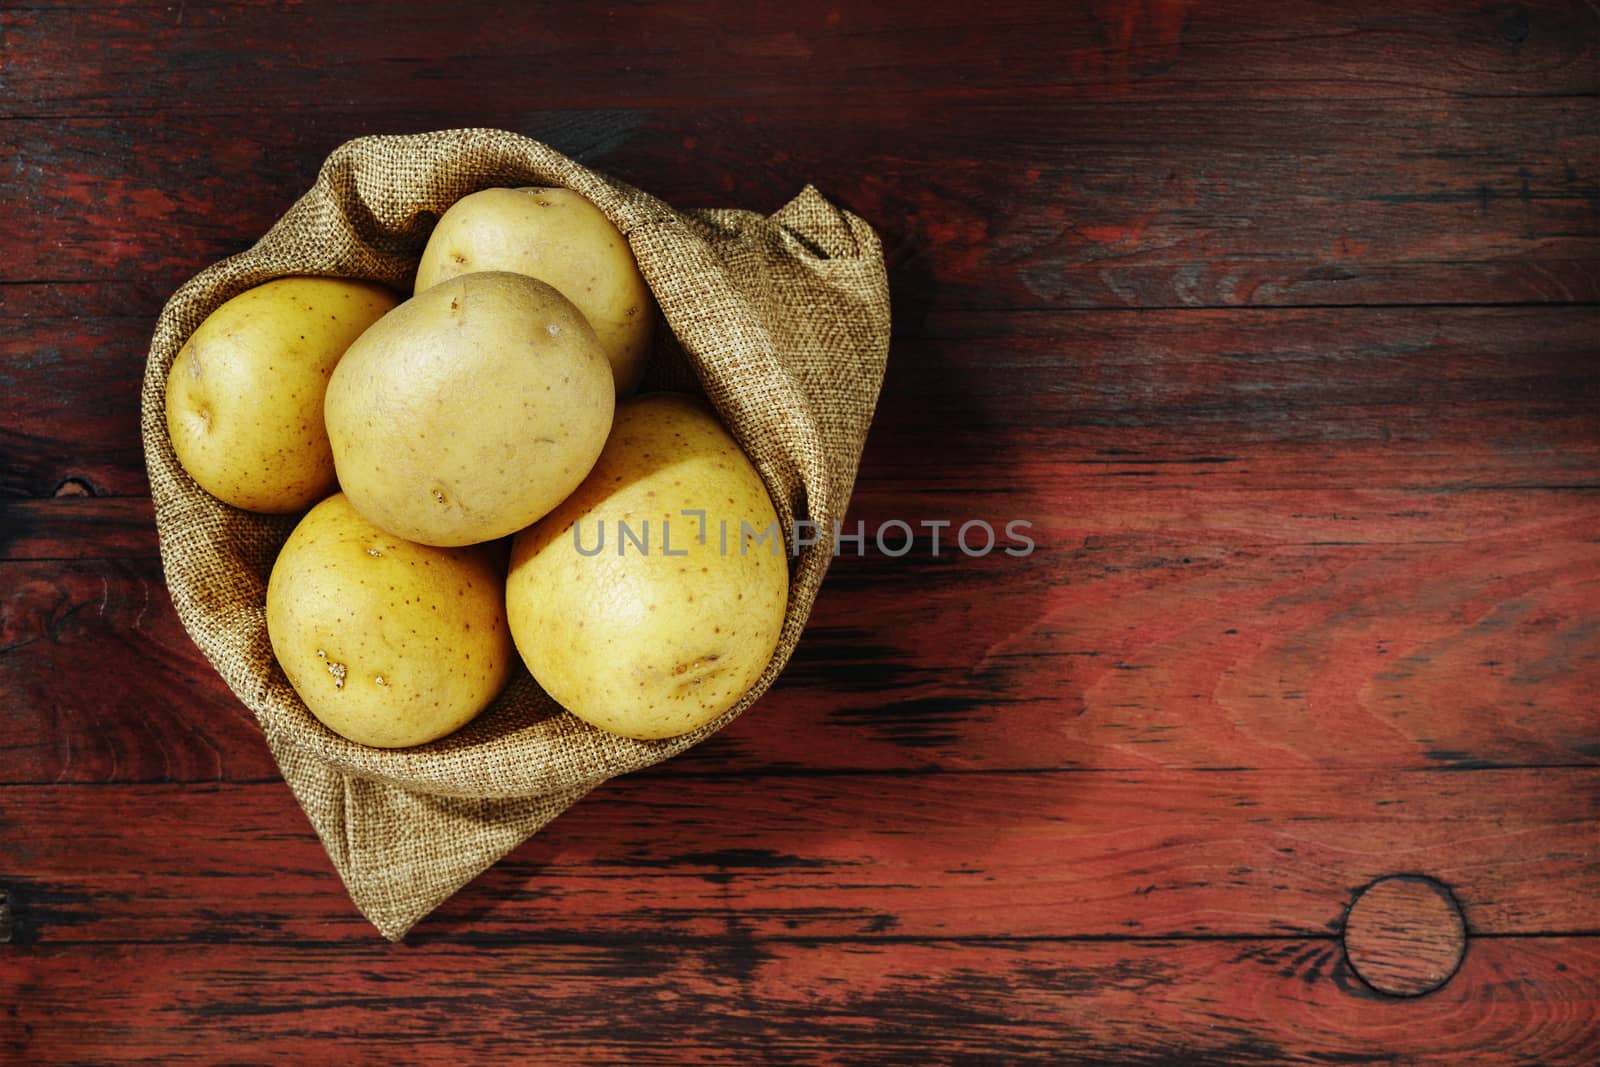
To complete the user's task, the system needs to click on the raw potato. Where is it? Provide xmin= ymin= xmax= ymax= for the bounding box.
xmin=507 ymin=393 xmax=789 ymax=740
xmin=414 ymin=186 xmax=655 ymax=395
xmin=325 ymin=271 xmax=615 ymax=547
xmin=266 ymin=493 xmax=512 ymax=748
xmin=165 ymin=276 xmax=397 ymax=512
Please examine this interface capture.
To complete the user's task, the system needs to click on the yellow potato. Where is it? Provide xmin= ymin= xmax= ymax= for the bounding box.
xmin=325 ymin=271 xmax=615 ymax=547
xmin=165 ymin=276 xmax=397 ymax=512
xmin=266 ymin=493 xmax=512 ymax=748
xmin=414 ymin=186 xmax=655 ymax=395
xmin=507 ymin=393 xmax=789 ymax=740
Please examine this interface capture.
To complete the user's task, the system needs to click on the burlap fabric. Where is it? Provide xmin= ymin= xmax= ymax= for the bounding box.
xmin=140 ymin=130 xmax=890 ymax=940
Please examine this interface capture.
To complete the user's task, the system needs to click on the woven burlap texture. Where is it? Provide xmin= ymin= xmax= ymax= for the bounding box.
xmin=139 ymin=129 xmax=891 ymax=940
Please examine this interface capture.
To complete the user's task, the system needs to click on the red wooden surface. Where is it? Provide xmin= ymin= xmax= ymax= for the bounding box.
xmin=2 ymin=2 xmax=1598 ymax=1063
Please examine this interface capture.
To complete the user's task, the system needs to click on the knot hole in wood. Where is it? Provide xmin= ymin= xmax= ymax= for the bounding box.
xmin=1342 ymin=875 xmax=1468 ymax=997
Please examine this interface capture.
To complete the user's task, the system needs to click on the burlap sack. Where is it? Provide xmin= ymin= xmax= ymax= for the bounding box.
xmin=140 ymin=129 xmax=890 ymax=940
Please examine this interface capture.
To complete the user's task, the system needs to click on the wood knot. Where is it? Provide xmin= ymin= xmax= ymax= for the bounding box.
xmin=52 ymin=477 xmax=94 ymax=497
xmin=1499 ymin=3 xmax=1531 ymax=48
xmin=1342 ymin=875 xmax=1466 ymax=997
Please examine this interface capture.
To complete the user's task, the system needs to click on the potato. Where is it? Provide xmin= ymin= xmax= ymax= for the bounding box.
xmin=506 ymin=393 xmax=789 ymax=740
xmin=266 ymin=493 xmax=512 ymax=748
xmin=325 ymin=271 xmax=615 ymax=547
xmin=165 ymin=276 xmax=397 ymax=512
xmin=414 ymin=187 xmax=655 ymax=395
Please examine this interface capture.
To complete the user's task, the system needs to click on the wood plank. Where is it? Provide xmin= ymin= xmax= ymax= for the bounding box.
xmin=5 ymin=4 xmax=1595 ymax=1060
xmin=871 ymin=305 xmax=1600 ymax=494
xmin=0 ymin=498 xmax=155 ymax=558
xmin=0 ymin=310 xmax=149 ymax=501
xmin=0 ymin=279 xmax=152 ymax=321
xmin=2 ymin=937 xmax=1596 ymax=1064
xmin=779 ymin=501 xmax=1600 ymax=775
xmin=2 ymin=97 xmax=1595 ymax=308
xmin=2 ymin=771 xmax=1595 ymax=943
xmin=4 ymin=300 xmax=1596 ymax=499
xmin=4 ymin=486 xmax=1596 ymax=782
xmin=0 ymin=559 xmax=279 ymax=784
xmin=3 ymin=0 xmax=1595 ymax=116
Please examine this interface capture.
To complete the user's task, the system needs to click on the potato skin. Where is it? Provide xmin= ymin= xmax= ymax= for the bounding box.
xmin=415 ymin=187 xmax=655 ymax=396
xmin=507 ymin=394 xmax=789 ymax=740
xmin=266 ymin=493 xmax=512 ymax=748
xmin=164 ymin=277 xmax=397 ymax=513
xmin=325 ymin=271 xmax=615 ymax=547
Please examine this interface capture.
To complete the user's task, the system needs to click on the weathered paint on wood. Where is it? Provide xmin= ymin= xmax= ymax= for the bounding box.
xmin=2 ymin=0 xmax=1597 ymax=1061
xmin=3 ymin=938 xmax=1597 ymax=1065
xmin=2 ymin=773 xmax=1595 ymax=944
xmin=2 ymin=97 xmax=1595 ymax=311
xmin=6 ymin=300 xmax=1600 ymax=499
xmin=5 ymin=0 xmax=1597 ymax=115
xmin=3 ymin=492 xmax=1597 ymax=784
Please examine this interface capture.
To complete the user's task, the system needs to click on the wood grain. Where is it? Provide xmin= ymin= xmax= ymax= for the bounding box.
xmin=0 ymin=498 xmax=156 ymax=558
xmin=3 ymin=97 xmax=1595 ymax=310
xmin=3 ymin=937 xmax=1597 ymax=1065
xmin=3 ymin=2 xmax=1597 ymax=1060
xmin=4 ymin=486 xmax=1597 ymax=784
xmin=2 ymin=772 xmax=1595 ymax=943
xmin=0 ymin=302 xmax=152 ymax=501
xmin=3 ymin=0 xmax=1595 ymax=113
xmin=5 ymin=299 xmax=1597 ymax=499
xmin=1343 ymin=875 xmax=1468 ymax=996
xmin=0 ymin=559 xmax=277 ymax=784
xmin=870 ymin=306 xmax=1600 ymax=494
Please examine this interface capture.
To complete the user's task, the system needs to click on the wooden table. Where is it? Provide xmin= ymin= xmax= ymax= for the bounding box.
xmin=3 ymin=3 xmax=1598 ymax=1062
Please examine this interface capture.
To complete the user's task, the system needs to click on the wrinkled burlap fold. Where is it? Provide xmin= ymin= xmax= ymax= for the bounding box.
xmin=140 ymin=130 xmax=890 ymax=939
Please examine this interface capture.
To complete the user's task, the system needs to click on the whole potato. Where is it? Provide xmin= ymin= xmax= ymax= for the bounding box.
xmin=165 ymin=276 xmax=397 ymax=512
xmin=266 ymin=493 xmax=512 ymax=748
xmin=325 ymin=271 xmax=615 ymax=547
xmin=507 ymin=393 xmax=789 ymax=740
xmin=414 ymin=187 xmax=655 ymax=395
